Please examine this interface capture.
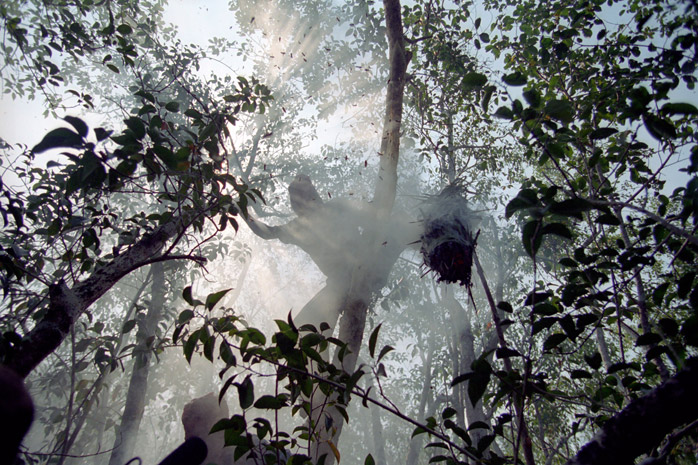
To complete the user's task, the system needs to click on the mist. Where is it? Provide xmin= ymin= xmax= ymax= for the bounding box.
xmin=3 ymin=0 xmax=696 ymax=465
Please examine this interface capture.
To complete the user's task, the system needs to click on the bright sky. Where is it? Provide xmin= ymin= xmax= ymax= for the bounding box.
xmin=0 ymin=1 xmax=237 ymax=150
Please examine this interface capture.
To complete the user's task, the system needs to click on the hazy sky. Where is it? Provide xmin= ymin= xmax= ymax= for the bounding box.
xmin=0 ymin=1 xmax=236 ymax=149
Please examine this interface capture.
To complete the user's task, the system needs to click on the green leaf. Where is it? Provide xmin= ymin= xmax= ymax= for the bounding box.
xmin=451 ymin=372 xmax=472 ymax=387
xmin=477 ymin=434 xmax=496 ymax=454
xmin=543 ymin=333 xmax=566 ymax=351
xmin=481 ymin=85 xmax=495 ymax=111
xmin=183 ymin=286 xmax=194 ymax=306
xmin=680 ymin=316 xmax=698 ymax=346
xmin=596 ymin=213 xmax=620 ymax=225
xmin=124 ymin=117 xmax=146 ymax=140
xmin=462 ymin=72 xmax=487 ymax=89
xmin=643 ymin=114 xmax=677 ymax=140
xmin=183 ymin=332 xmax=198 ymax=363
xmin=589 ymin=127 xmax=618 ymax=140
xmin=523 ymin=89 xmax=541 ymax=107
xmin=377 ymin=345 xmax=395 ymax=363
xmin=254 ymin=395 xmax=287 ymax=410
xmin=368 ymin=323 xmax=382 ymax=359
xmin=364 ymin=454 xmax=375 ymax=465
xmin=636 ymin=332 xmax=662 ymax=346
xmin=165 ymin=101 xmax=180 ymax=112
xmin=220 ymin=343 xmax=236 ymax=366
xmin=497 ymin=301 xmax=513 ymax=313
xmin=549 ymin=198 xmax=593 ymax=219
xmin=494 ymin=105 xmax=514 ymax=120
xmin=116 ymin=24 xmax=133 ymax=35
xmin=544 ymin=99 xmax=575 ymax=123
xmin=522 ymin=219 xmax=543 ymax=258
xmin=584 ymin=352 xmax=602 ymax=370
xmin=94 ymin=128 xmax=112 ymax=141
xmin=236 ymin=375 xmax=254 ymax=410
xmin=661 ymin=102 xmax=698 ymax=115
xmin=571 ymin=369 xmax=593 ymax=379
xmin=658 ymin=318 xmax=679 ymax=337
xmin=178 ymin=310 xmax=194 ymax=324
xmin=206 ymin=288 xmax=232 ymax=311
xmin=32 ymin=127 xmax=84 ymax=153
xmin=505 ymin=189 xmax=539 ymax=218
xmin=122 ymin=319 xmax=136 ymax=334
xmin=502 ymin=72 xmax=527 ymax=86
xmin=542 ymin=222 xmax=573 ymax=240
xmin=496 ymin=347 xmax=521 ymax=358
xmin=652 ymin=282 xmax=670 ymax=306
xmin=468 ymin=372 xmax=490 ymax=405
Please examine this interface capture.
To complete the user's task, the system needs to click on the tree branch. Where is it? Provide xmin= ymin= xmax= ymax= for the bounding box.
xmin=567 ymin=358 xmax=698 ymax=465
xmin=5 ymin=212 xmax=201 ymax=377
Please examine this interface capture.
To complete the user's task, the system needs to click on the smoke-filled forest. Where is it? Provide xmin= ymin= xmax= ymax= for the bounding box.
xmin=1 ymin=1 xmax=697 ymax=464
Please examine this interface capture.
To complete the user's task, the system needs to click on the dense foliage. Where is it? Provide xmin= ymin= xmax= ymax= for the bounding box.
xmin=0 ymin=0 xmax=696 ymax=465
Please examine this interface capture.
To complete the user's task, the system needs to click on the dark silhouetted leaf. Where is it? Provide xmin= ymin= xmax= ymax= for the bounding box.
xmin=63 ymin=116 xmax=89 ymax=137
xmin=522 ymin=219 xmax=543 ymax=258
xmin=502 ymin=72 xmax=527 ymax=86
xmin=543 ymin=333 xmax=566 ymax=351
xmin=661 ymin=102 xmax=698 ymax=115
xmin=589 ymin=127 xmax=618 ymax=140
xmin=636 ymin=332 xmax=662 ymax=346
xmin=544 ymin=99 xmax=574 ymax=123
xmin=584 ymin=352 xmax=602 ymax=370
xmin=643 ymin=114 xmax=677 ymax=140
xmin=32 ymin=128 xmax=84 ymax=153
xmin=236 ymin=375 xmax=254 ymax=410
xmin=506 ymin=189 xmax=539 ymax=217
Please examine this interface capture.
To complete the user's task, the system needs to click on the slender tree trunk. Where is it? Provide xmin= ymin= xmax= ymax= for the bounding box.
xmin=474 ymin=253 xmax=536 ymax=465
xmin=307 ymin=2 xmax=410 ymax=462
xmin=443 ymin=286 xmax=491 ymax=454
xmin=406 ymin=334 xmax=435 ymax=465
xmin=108 ymin=262 xmax=165 ymax=465
xmin=60 ymin=272 xmax=153 ymax=463
xmin=366 ymin=377 xmax=388 ymax=465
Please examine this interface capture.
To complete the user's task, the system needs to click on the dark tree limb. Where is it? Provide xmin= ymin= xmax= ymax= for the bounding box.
xmin=567 ymin=358 xmax=698 ymax=465
xmin=5 ymin=213 xmax=202 ymax=378
xmin=373 ymin=0 xmax=411 ymax=218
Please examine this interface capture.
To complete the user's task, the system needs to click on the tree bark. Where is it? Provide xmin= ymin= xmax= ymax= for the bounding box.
xmin=406 ymin=335 xmax=435 ymax=465
xmin=243 ymin=2 xmax=410 ymax=463
xmin=108 ymin=262 xmax=165 ymax=465
xmin=567 ymin=358 xmax=698 ymax=465
xmin=373 ymin=0 xmax=410 ymax=218
xmin=5 ymin=213 xmax=201 ymax=378
xmin=310 ymin=2 xmax=410 ymax=462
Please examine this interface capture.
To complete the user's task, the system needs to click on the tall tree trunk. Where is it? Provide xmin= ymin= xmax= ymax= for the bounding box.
xmin=406 ymin=334 xmax=435 ymax=465
xmin=366 ymin=377 xmax=388 ymax=465
xmin=108 ymin=262 xmax=165 ymax=465
xmin=305 ymin=2 xmax=409 ymax=462
xmin=60 ymin=272 xmax=153 ymax=464
xmin=245 ymin=2 xmax=410 ymax=463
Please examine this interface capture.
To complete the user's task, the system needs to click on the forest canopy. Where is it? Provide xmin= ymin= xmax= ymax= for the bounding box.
xmin=0 ymin=0 xmax=697 ymax=465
